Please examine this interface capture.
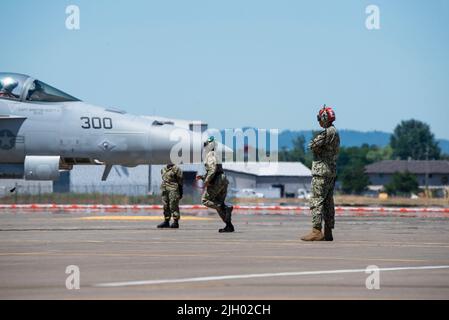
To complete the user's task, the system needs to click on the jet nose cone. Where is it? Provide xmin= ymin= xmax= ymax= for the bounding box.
xmin=147 ymin=124 xmax=235 ymax=164
xmin=146 ymin=125 xmax=201 ymax=164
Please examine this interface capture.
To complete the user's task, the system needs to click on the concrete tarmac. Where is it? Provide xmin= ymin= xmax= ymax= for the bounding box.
xmin=0 ymin=211 xmax=448 ymax=299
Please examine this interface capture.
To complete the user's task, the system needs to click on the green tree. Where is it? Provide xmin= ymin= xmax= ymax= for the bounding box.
xmin=384 ymin=171 xmax=420 ymax=196
xmin=366 ymin=145 xmax=393 ymax=163
xmin=279 ymin=135 xmax=313 ymax=167
xmin=340 ymin=162 xmax=370 ymax=194
xmin=390 ymin=119 xmax=441 ymax=160
xmin=337 ymin=145 xmax=372 ymax=194
xmin=337 ymin=144 xmax=393 ymax=194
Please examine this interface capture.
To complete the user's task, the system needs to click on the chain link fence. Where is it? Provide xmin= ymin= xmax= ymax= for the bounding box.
xmin=0 ymin=184 xmax=204 ymax=205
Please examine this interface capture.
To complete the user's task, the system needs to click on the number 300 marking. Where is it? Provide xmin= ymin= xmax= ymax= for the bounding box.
xmin=80 ymin=117 xmax=113 ymax=129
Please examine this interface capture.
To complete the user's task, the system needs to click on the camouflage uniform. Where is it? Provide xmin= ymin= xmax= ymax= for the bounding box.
xmin=200 ymin=150 xmax=232 ymax=224
xmin=161 ymin=164 xmax=183 ymax=222
xmin=309 ymin=125 xmax=340 ymax=230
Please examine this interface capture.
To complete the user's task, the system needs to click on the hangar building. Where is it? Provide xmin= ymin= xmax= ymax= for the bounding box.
xmin=1 ymin=161 xmax=312 ymax=199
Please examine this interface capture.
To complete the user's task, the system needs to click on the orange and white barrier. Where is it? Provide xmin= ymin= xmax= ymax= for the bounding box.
xmin=0 ymin=204 xmax=448 ymax=217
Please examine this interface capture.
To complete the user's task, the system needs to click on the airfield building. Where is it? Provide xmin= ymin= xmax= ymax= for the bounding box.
xmin=365 ymin=160 xmax=449 ymax=191
xmin=1 ymin=161 xmax=312 ymax=199
xmin=150 ymin=161 xmax=312 ymax=198
xmin=222 ymin=162 xmax=312 ymax=198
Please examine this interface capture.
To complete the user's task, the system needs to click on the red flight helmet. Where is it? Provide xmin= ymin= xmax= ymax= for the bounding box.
xmin=317 ymin=104 xmax=336 ymax=125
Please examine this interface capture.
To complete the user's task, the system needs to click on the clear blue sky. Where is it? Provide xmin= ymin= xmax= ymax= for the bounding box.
xmin=1 ymin=0 xmax=449 ymax=138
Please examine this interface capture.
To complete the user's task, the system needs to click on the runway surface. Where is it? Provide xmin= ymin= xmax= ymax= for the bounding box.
xmin=0 ymin=210 xmax=449 ymax=299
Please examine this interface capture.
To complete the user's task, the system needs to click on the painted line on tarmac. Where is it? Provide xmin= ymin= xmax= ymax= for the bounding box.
xmin=94 ymin=265 xmax=449 ymax=288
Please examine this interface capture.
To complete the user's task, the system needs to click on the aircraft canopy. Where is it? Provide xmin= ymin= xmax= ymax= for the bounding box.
xmin=0 ymin=73 xmax=80 ymax=103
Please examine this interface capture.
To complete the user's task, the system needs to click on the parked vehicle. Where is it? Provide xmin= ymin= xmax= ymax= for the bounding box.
xmin=234 ymin=188 xmax=264 ymax=198
xmin=297 ymin=188 xmax=311 ymax=199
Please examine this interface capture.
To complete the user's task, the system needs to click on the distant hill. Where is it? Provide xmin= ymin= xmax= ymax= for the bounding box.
xmin=220 ymin=128 xmax=449 ymax=154
xmin=279 ymin=130 xmax=449 ymax=154
xmin=438 ymin=139 xmax=449 ymax=155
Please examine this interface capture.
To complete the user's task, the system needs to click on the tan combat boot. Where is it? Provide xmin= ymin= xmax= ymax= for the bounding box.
xmin=301 ymin=228 xmax=324 ymax=241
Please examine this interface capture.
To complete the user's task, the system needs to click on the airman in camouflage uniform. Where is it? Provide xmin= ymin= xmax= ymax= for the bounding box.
xmin=301 ymin=105 xmax=340 ymax=241
xmin=197 ymin=137 xmax=235 ymax=233
xmin=158 ymin=163 xmax=183 ymax=229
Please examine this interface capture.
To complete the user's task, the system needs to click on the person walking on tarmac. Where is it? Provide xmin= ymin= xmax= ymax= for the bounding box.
xmin=301 ymin=105 xmax=340 ymax=241
xmin=196 ymin=136 xmax=235 ymax=233
xmin=158 ymin=163 xmax=183 ymax=229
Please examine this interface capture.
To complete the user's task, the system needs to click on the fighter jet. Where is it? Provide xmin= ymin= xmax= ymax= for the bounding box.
xmin=0 ymin=73 xmax=227 ymax=181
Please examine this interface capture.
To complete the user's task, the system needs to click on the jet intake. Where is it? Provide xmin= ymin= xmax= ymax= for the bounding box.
xmin=24 ymin=156 xmax=61 ymax=181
